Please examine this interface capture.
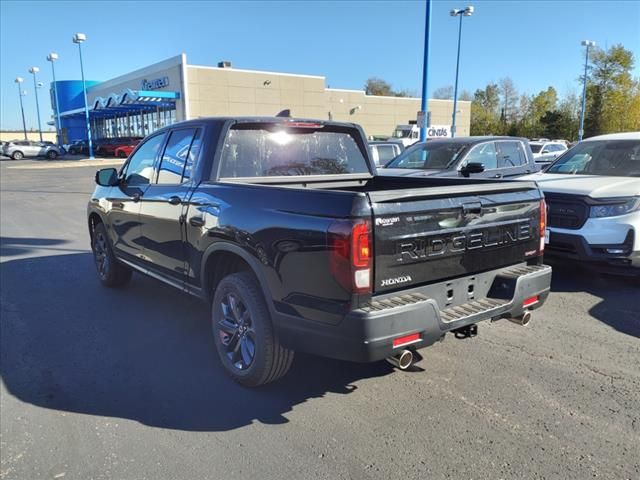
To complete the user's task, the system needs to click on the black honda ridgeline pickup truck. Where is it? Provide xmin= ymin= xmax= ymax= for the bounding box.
xmin=89 ymin=117 xmax=551 ymax=386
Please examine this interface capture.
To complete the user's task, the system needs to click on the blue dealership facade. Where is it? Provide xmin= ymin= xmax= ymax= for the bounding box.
xmin=53 ymin=55 xmax=186 ymax=144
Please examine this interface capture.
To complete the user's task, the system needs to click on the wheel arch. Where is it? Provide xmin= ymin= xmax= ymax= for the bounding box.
xmin=201 ymin=243 xmax=275 ymax=312
xmin=87 ymin=211 xmax=104 ymax=241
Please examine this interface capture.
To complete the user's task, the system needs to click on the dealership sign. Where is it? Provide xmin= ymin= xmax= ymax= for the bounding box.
xmin=141 ymin=76 xmax=169 ymax=90
xmin=426 ymin=125 xmax=451 ymax=138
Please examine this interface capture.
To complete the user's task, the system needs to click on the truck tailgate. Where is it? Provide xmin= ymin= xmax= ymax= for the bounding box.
xmin=369 ymin=182 xmax=543 ymax=294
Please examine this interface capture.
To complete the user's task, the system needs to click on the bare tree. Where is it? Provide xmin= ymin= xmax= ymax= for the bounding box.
xmin=433 ymin=85 xmax=454 ymax=99
xmin=459 ymin=90 xmax=472 ymax=101
xmin=499 ymin=77 xmax=518 ymax=124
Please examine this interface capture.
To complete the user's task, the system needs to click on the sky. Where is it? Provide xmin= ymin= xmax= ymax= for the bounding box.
xmin=1 ymin=0 xmax=639 ymax=131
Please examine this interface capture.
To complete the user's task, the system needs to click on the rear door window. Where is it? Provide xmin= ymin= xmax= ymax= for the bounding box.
xmin=156 ymin=128 xmax=200 ymax=184
xmin=497 ymin=141 xmax=526 ymax=167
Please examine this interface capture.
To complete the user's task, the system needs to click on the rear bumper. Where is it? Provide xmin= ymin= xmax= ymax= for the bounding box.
xmin=546 ymin=230 xmax=640 ymax=274
xmin=276 ymin=263 xmax=551 ymax=363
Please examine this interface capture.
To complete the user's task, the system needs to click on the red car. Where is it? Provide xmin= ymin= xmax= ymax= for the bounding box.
xmin=114 ymin=140 xmax=141 ymax=158
xmin=97 ymin=137 xmax=142 ymax=157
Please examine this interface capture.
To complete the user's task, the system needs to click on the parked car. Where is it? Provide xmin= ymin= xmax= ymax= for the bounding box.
xmin=67 ymin=140 xmax=90 ymax=155
xmin=380 ymin=136 xmax=539 ymax=179
xmin=521 ymin=132 xmax=640 ymax=275
xmin=95 ymin=137 xmax=143 ymax=157
xmin=88 ymin=116 xmax=551 ymax=386
xmin=368 ymin=141 xmax=404 ymax=166
xmin=529 ymin=141 xmax=568 ymax=165
xmin=113 ymin=139 xmax=142 ymax=158
xmin=1 ymin=140 xmax=62 ymax=160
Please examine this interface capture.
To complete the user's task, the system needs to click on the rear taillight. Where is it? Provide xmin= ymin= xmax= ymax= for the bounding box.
xmin=539 ymin=198 xmax=547 ymax=254
xmin=329 ymin=219 xmax=372 ymax=294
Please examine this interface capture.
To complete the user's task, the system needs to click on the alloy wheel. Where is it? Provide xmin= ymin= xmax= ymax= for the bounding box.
xmin=93 ymin=232 xmax=110 ymax=279
xmin=217 ymin=292 xmax=256 ymax=370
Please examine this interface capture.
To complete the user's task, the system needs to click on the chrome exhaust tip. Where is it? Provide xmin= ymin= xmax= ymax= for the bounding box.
xmin=386 ymin=349 xmax=414 ymax=370
xmin=507 ymin=311 xmax=532 ymax=326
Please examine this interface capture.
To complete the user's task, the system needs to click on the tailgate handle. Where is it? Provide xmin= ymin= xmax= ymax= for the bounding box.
xmin=462 ymin=202 xmax=482 ymax=215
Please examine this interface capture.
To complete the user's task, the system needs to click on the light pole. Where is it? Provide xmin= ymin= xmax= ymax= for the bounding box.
xmin=73 ymin=32 xmax=94 ymax=159
xmin=47 ymin=52 xmax=62 ymax=147
xmin=449 ymin=5 xmax=474 ymax=138
xmin=28 ymin=67 xmax=43 ymax=142
xmin=14 ymin=77 xmax=28 ymax=140
xmin=578 ymin=40 xmax=596 ymax=142
xmin=14 ymin=77 xmax=27 ymax=140
xmin=419 ymin=0 xmax=433 ymax=142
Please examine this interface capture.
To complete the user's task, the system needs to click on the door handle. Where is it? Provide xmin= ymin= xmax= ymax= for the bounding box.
xmin=493 ymin=173 xmax=503 ymax=178
xmin=168 ymin=195 xmax=182 ymax=205
xmin=189 ymin=216 xmax=206 ymax=227
xmin=132 ymin=192 xmax=141 ymax=202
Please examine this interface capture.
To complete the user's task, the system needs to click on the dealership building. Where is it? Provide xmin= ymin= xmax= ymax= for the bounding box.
xmin=53 ymin=54 xmax=470 ymax=143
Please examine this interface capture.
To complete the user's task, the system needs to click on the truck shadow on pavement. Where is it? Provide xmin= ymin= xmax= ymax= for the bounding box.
xmin=548 ymin=259 xmax=640 ymax=338
xmin=0 ymin=236 xmax=71 ymax=257
xmin=0 ymin=252 xmax=393 ymax=432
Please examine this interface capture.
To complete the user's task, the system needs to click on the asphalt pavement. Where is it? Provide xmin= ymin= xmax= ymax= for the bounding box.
xmin=1 ymin=158 xmax=639 ymax=480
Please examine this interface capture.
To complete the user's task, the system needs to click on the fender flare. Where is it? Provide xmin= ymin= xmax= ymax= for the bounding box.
xmin=200 ymin=242 xmax=277 ymax=314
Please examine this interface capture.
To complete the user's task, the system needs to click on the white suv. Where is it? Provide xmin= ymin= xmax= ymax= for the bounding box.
xmin=529 ymin=141 xmax=568 ymax=165
xmin=521 ymin=132 xmax=640 ymax=275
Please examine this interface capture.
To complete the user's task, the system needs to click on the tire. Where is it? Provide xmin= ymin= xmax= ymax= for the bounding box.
xmin=212 ymin=271 xmax=294 ymax=387
xmin=11 ymin=151 xmax=23 ymax=160
xmin=46 ymin=150 xmax=58 ymax=160
xmin=91 ymin=222 xmax=132 ymax=287
xmin=69 ymin=147 xmax=77 ymax=155
xmin=117 ymin=150 xmax=127 ymax=158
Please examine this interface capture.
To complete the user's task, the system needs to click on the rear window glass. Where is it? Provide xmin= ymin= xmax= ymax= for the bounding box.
xmin=218 ymin=124 xmax=369 ymax=178
xmin=386 ymin=142 xmax=466 ymax=170
xmin=530 ymin=144 xmax=543 ymax=153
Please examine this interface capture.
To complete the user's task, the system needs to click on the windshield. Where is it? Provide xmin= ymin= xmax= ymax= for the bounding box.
xmin=545 ymin=139 xmax=640 ymax=176
xmin=385 ymin=141 xmax=467 ymax=170
xmin=219 ymin=124 xmax=370 ymax=178
xmin=392 ymin=128 xmax=411 ymax=138
xmin=530 ymin=144 xmax=543 ymax=153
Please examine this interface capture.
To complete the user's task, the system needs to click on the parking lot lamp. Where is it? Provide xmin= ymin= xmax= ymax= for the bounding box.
xmin=449 ymin=5 xmax=474 ymax=138
xmin=14 ymin=77 xmax=28 ymax=140
xmin=28 ymin=67 xmax=43 ymax=142
xmin=73 ymin=33 xmax=94 ymax=159
xmin=47 ymin=53 xmax=62 ymax=147
xmin=419 ymin=0 xmax=433 ymax=142
xmin=579 ymin=40 xmax=596 ymax=142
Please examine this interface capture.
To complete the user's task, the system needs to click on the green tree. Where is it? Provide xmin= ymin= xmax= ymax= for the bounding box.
xmin=540 ymin=110 xmax=575 ymax=139
xmin=364 ymin=77 xmax=393 ymax=96
xmin=470 ymin=83 xmax=500 ymax=135
xmin=584 ymin=44 xmax=640 ymax=137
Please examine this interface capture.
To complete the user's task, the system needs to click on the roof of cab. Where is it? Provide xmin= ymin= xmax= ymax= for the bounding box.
xmin=156 ymin=116 xmax=361 ymax=131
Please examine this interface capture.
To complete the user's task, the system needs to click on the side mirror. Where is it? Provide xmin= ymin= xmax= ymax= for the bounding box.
xmin=460 ymin=162 xmax=485 ymax=177
xmin=95 ymin=168 xmax=119 ymax=187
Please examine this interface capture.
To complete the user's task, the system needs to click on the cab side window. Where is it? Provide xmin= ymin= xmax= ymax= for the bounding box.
xmin=123 ymin=133 xmax=166 ymax=186
xmin=465 ymin=142 xmax=498 ymax=169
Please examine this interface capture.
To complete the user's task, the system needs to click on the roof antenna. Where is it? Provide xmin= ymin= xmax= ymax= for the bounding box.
xmin=276 ymin=109 xmax=291 ymax=118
